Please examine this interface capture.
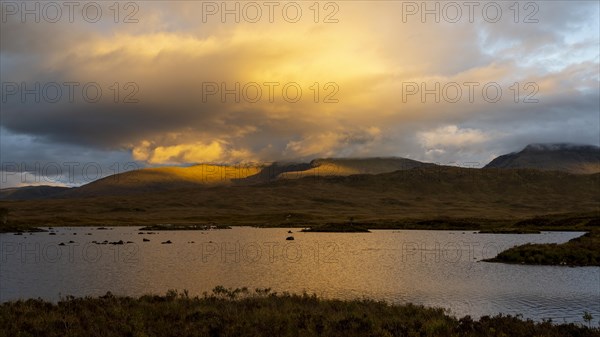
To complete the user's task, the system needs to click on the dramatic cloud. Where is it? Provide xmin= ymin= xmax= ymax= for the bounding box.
xmin=1 ymin=1 xmax=598 ymax=186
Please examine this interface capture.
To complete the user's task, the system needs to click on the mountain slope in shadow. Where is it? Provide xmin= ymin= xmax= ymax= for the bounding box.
xmin=0 ymin=186 xmax=70 ymax=200
xmin=485 ymin=143 xmax=600 ymax=174
xmin=3 ymin=166 xmax=599 ymax=227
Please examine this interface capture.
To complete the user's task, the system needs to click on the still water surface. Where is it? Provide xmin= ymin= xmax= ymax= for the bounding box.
xmin=1 ymin=227 xmax=598 ymax=323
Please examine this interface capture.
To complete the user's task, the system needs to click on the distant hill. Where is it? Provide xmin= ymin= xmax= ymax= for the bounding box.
xmin=59 ymin=157 xmax=434 ymax=197
xmin=485 ymin=144 xmax=600 ymax=174
xmin=2 ymin=166 xmax=598 ymax=227
xmin=63 ymin=164 xmax=262 ymax=198
xmin=0 ymin=186 xmax=70 ymax=200
xmin=278 ymin=157 xmax=434 ymax=179
xmin=3 ymin=145 xmax=599 ymax=201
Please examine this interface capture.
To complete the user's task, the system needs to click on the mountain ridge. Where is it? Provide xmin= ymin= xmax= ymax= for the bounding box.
xmin=2 ymin=143 xmax=599 ymax=200
xmin=484 ymin=143 xmax=600 ymax=174
xmin=2 ymin=166 xmax=598 ymax=227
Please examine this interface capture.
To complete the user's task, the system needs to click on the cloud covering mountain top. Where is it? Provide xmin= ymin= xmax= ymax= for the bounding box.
xmin=1 ymin=1 xmax=598 ymax=187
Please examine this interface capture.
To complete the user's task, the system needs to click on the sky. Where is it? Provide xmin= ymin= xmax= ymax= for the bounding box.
xmin=1 ymin=1 xmax=599 ymax=187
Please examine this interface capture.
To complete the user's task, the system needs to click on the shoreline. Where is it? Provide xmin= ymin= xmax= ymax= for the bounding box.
xmin=1 ymin=288 xmax=598 ymax=337
xmin=2 ymin=215 xmax=598 ymax=267
xmin=1 ymin=212 xmax=597 ymax=232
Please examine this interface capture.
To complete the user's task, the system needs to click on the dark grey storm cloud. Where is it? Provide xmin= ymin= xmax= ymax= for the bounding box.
xmin=0 ymin=1 xmax=598 ymax=186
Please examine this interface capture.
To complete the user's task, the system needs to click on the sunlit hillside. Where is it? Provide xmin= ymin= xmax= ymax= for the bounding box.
xmin=66 ymin=164 xmax=262 ymax=197
xmin=279 ymin=158 xmax=433 ymax=179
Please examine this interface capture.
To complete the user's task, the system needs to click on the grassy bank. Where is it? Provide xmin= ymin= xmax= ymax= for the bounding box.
xmin=1 ymin=288 xmax=598 ymax=337
xmin=139 ymin=224 xmax=232 ymax=231
xmin=2 ymin=201 xmax=599 ymax=267
xmin=1 ymin=210 xmax=598 ymax=233
xmin=485 ymin=231 xmax=600 ymax=266
xmin=301 ymin=222 xmax=371 ymax=232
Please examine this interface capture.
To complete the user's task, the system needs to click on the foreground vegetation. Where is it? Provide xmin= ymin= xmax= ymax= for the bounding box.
xmin=1 ymin=288 xmax=598 ymax=337
xmin=486 ymin=231 xmax=600 ymax=266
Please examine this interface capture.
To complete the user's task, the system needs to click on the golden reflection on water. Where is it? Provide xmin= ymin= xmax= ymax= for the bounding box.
xmin=0 ymin=227 xmax=597 ymax=323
